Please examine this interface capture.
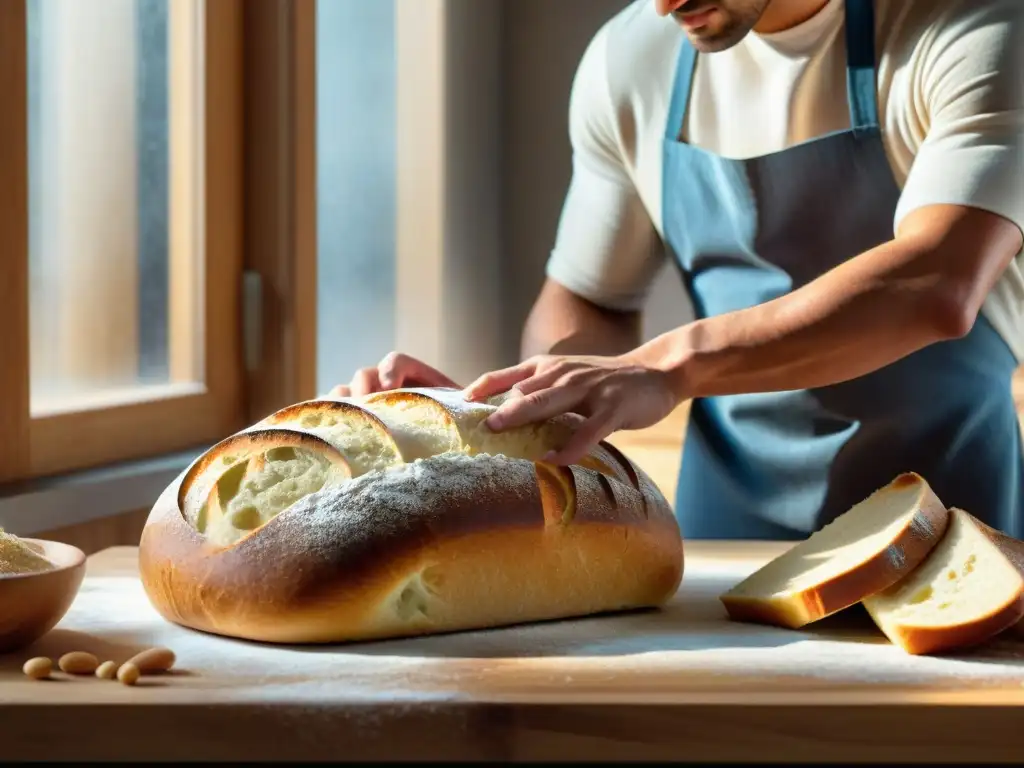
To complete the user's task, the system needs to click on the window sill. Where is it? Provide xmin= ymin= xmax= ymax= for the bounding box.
xmin=0 ymin=447 xmax=205 ymax=536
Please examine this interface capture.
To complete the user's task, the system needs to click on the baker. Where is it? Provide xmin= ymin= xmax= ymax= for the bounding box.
xmin=331 ymin=0 xmax=1024 ymax=541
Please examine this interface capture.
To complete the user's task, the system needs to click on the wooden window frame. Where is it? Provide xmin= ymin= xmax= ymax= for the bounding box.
xmin=242 ymin=0 xmax=318 ymax=420
xmin=0 ymin=0 xmax=248 ymax=482
xmin=0 ymin=0 xmax=32 ymax=483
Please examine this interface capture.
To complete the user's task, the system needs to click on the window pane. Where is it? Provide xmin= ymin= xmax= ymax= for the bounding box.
xmin=316 ymin=0 xmax=397 ymax=395
xmin=27 ymin=0 xmax=204 ymax=415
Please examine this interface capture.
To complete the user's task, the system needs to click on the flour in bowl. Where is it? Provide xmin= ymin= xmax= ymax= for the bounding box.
xmin=0 ymin=529 xmax=55 ymax=576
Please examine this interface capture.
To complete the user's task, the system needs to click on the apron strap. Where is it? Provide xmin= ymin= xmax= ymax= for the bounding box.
xmin=844 ymin=0 xmax=881 ymax=136
xmin=665 ymin=40 xmax=697 ymax=142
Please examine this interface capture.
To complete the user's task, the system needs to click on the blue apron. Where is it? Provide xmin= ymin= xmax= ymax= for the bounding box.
xmin=663 ymin=0 xmax=1024 ymax=540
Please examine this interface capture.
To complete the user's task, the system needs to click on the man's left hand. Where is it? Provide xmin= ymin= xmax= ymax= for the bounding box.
xmin=463 ymin=354 xmax=682 ymax=466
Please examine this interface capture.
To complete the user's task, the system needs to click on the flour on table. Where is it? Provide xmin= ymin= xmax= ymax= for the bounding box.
xmin=4 ymin=558 xmax=1022 ymax=704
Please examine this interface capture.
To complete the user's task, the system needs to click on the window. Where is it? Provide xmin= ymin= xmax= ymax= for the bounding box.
xmin=0 ymin=0 xmax=245 ymax=482
xmin=315 ymin=0 xmax=397 ymax=394
xmin=0 ymin=0 xmax=503 ymax=493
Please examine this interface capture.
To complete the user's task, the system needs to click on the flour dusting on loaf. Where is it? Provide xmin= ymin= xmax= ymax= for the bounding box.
xmin=267 ymin=454 xmax=541 ymax=560
xmin=138 ymin=386 xmax=683 ymax=644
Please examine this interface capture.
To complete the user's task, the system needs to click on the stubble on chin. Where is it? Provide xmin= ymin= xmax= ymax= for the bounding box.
xmin=686 ymin=30 xmax=748 ymax=53
xmin=675 ymin=5 xmax=762 ymax=53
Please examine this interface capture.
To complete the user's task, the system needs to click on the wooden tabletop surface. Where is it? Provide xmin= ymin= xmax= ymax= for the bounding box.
xmin=2 ymin=541 xmax=1023 ymax=762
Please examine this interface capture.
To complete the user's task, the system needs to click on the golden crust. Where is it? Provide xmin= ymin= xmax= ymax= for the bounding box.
xmin=138 ymin=389 xmax=684 ymax=645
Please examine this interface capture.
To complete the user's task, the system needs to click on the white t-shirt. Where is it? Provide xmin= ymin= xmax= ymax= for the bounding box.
xmin=546 ymin=0 xmax=1024 ymax=361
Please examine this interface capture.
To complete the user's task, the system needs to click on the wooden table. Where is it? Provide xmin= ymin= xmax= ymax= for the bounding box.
xmin=2 ymin=543 xmax=1023 ymax=762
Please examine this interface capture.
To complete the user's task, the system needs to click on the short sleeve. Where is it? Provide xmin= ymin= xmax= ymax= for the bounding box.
xmin=894 ymin=0 xmax=1024 ymax=243
xmin=544 ymin=23 xmax=665 ymax=313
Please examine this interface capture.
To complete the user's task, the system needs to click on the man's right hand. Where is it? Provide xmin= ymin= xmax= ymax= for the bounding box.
xmin=326 ymin=352 xmax=461 ymax=398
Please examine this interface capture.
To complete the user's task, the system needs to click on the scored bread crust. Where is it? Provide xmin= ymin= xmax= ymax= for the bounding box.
xmin=863 ymin=509 xmax=1024 ymax=656
xmin=138 ymin=388 xmax=683 ymax=644
xmin=720 ymin=473 xmax=950 ymax=629
xmin=178 ymin=428 xmax=353 ymax=529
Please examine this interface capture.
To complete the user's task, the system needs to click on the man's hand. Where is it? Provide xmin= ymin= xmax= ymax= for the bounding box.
xmin=327 ymin=352 xmax=460 ymax=398
xmin=463 ymin=354 xmax=682 ymax=466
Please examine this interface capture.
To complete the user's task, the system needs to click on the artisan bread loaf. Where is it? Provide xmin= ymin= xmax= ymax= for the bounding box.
xmin=720 ymin=473 xmax=949 ymax=629
xmin=138 ymin=387 xmax=682 ymax=644
xmin=862 ymin=508 xmax=1024 ymax=655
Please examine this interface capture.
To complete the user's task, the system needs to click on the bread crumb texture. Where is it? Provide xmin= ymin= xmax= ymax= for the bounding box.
xmin=864 ymin=508 xmax=1024 ymax=632
xmin=0 ymin=528 xmax=55 ymax=576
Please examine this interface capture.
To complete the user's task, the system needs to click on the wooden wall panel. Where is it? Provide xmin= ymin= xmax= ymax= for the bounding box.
xmin=36 ymin=508 xmax=149 ymax=557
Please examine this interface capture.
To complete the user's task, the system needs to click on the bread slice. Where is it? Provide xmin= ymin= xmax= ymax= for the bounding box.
xmin=720 ymin=472 xmax=949 ymax=629
xmin=862 ymin=508 xmax=1024 ymax=655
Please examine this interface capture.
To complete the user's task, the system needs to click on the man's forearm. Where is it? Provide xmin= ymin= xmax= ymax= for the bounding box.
xmin=632 ymin=205 xmax=1022 ymax=400
xmin=525 ymin=324 xmax=638 ymax=359
xmin=522 ymin=279 xmax=642 ymax=360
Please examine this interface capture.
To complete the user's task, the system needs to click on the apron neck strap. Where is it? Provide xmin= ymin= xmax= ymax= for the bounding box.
xmin=665 ymin=41 xmax=697 ymax=142
xmin=664 ymin=0 xmax=880 ymax=142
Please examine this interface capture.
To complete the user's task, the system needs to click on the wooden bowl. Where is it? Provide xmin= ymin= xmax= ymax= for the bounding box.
xmin=0 ymin=539 xmax=87 ymax=654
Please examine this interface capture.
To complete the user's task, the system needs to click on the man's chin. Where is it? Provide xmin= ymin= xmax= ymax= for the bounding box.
xmin=683 ymin=28 xmax=750 ymax=53
xmin=675 ymin=10 xmax=754 ymax=53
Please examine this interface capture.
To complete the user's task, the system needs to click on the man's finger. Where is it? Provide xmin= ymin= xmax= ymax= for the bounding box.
xmin=350 ymin=368 xmax=382 ymax=397
xmin=326 ymin=384 xmax=351 ymax=398
xmin=485 ymin=385 xmax=585 ymax=432
xmin=378 ymin=353 xmax=460 ymax=391
xmin=511 ymin=366 xmax=576 ymax=397
xmin=544 ymin=408 xmax=619 ymax=466
xmin=463 ymin=362 xmax=538 ymax=401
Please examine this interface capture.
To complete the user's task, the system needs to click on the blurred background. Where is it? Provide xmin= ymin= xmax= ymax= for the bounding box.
xmin=1 ymin=0 xmax=1020 ymax=554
